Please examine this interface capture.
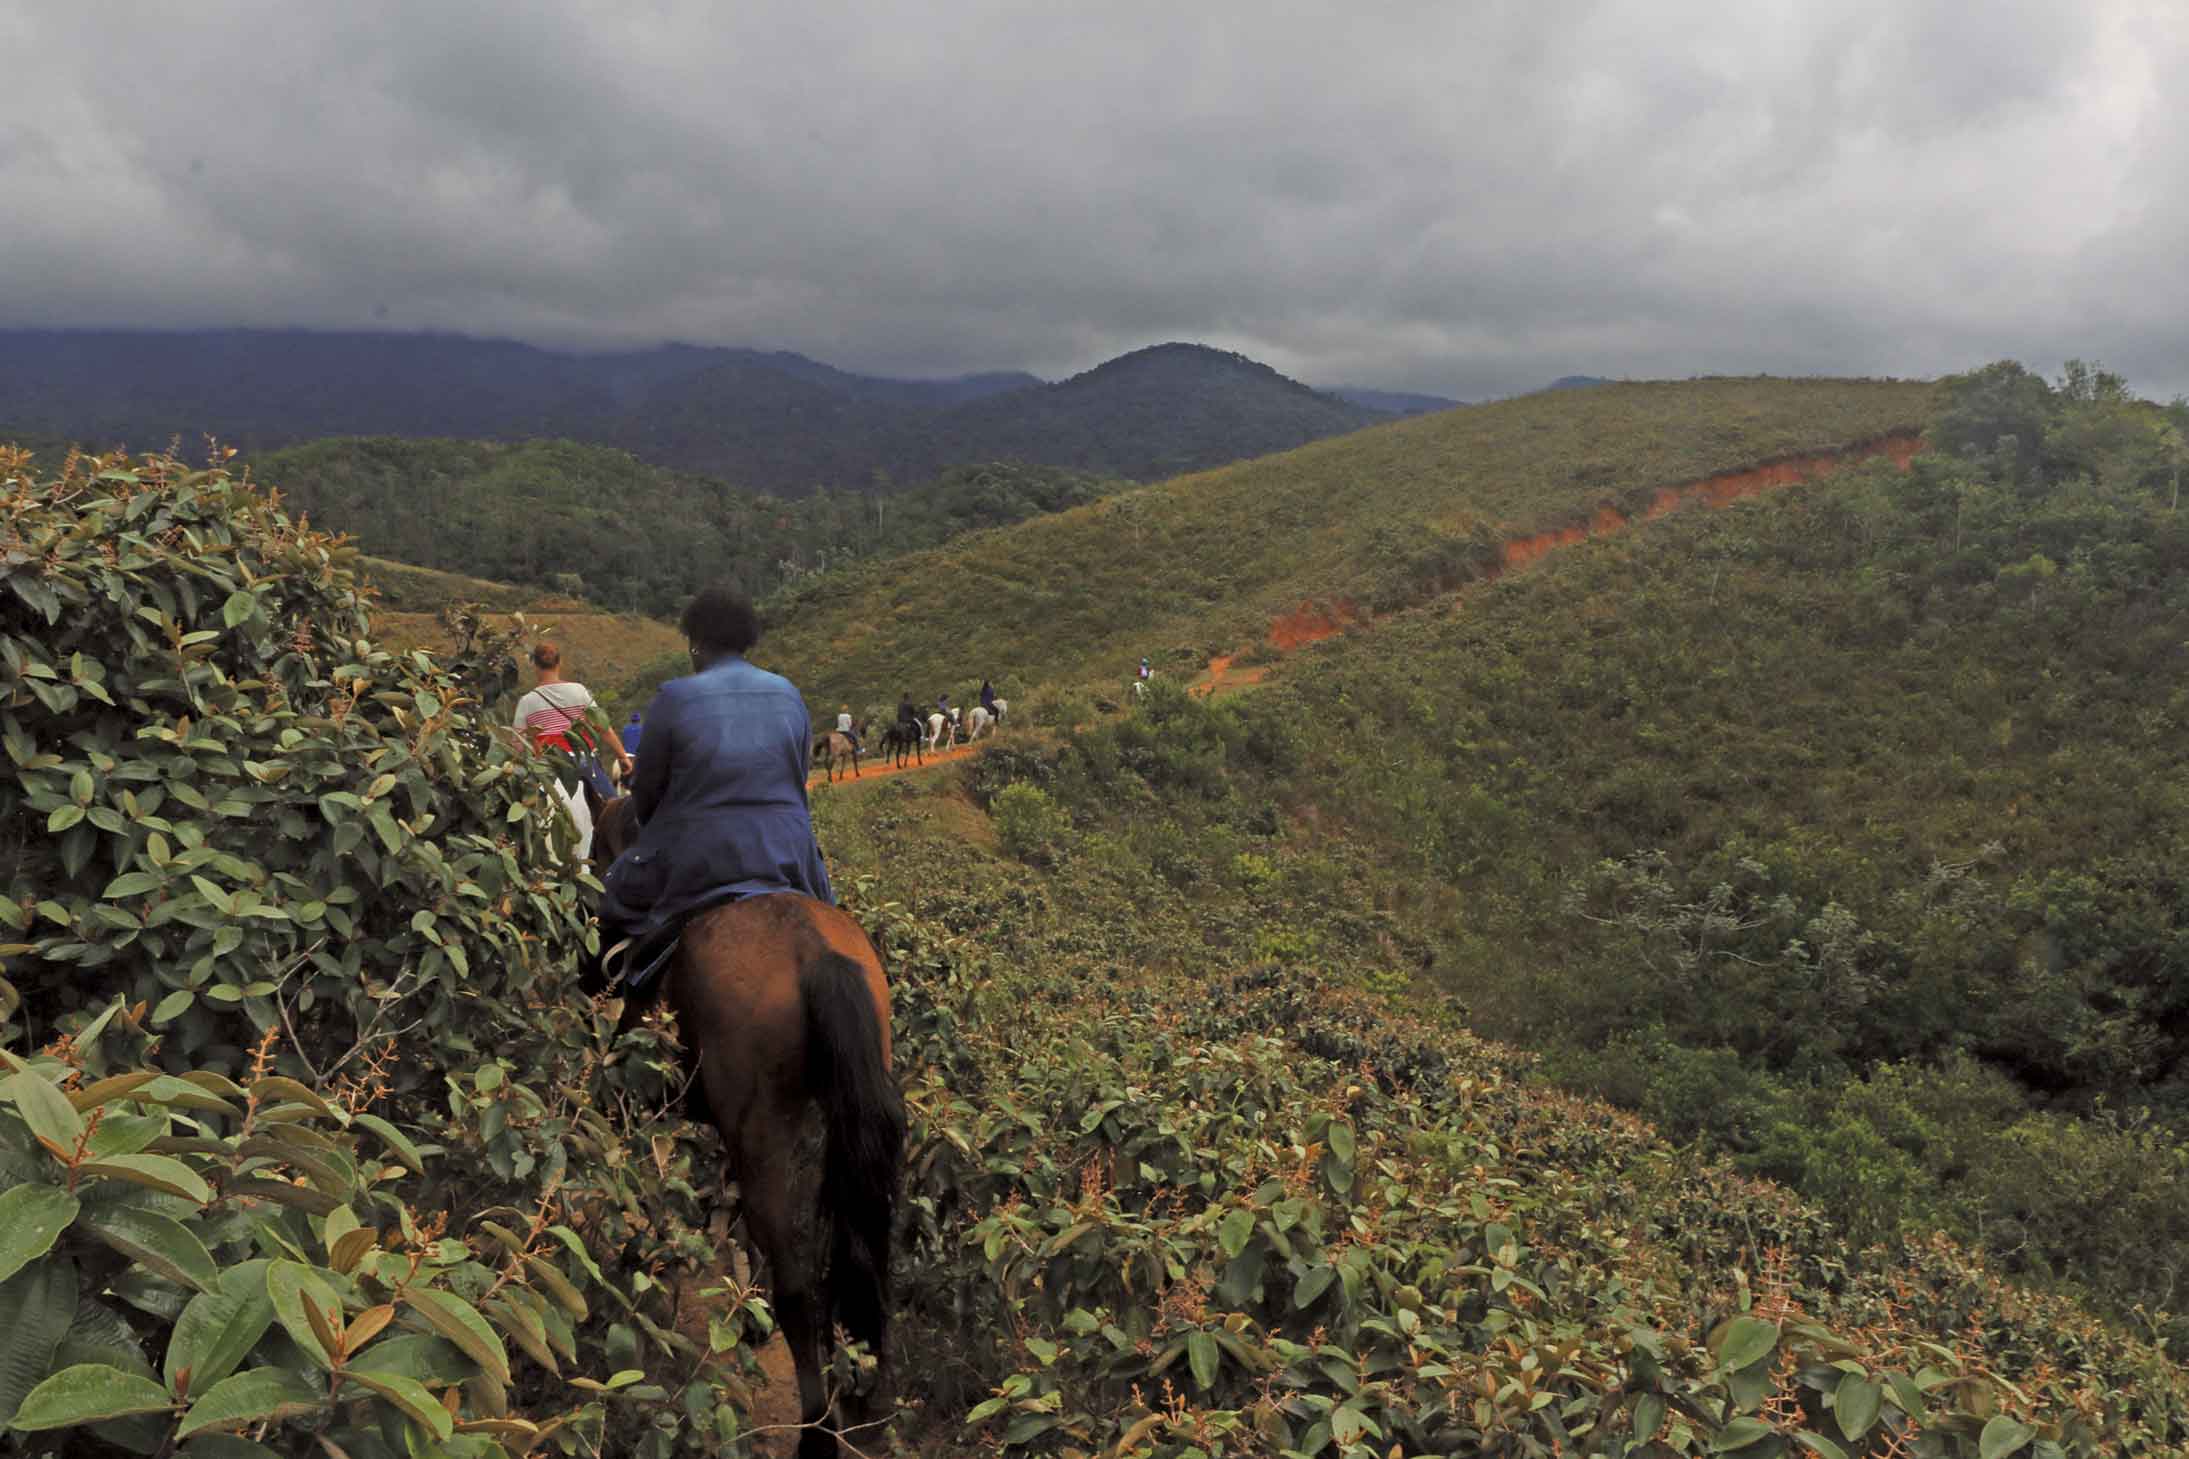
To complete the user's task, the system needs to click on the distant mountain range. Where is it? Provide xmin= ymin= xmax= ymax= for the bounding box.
xmin=0 ymin=328 xmax=1403 ymax=494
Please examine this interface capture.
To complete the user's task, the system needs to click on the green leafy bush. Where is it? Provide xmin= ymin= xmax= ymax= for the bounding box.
xmin=2 ymin=448 xmax=770 ymax=1456
xmin=992 ymin=784 xmax=1073 ymax=866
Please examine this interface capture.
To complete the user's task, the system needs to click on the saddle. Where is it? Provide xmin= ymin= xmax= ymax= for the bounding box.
xmin=594 ymin=889 xmax=746 ymax=1014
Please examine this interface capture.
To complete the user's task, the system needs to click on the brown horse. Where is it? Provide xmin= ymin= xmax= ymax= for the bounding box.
xmin=812 ymin=730 xmax=862 ymax=782
xmin=588 ymin=798 xmax=903 ymax=1457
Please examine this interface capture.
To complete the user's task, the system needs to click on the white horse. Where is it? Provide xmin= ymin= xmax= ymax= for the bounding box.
xmin=925 ymin=711 xmax=957 ymax=751
xmin=966 ymin=706 xmax=995 ymax=740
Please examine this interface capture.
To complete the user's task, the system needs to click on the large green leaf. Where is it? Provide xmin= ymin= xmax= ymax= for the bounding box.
xmin=401 ymin=1287 xmax=508 ymax=1386
xmin=0 ymin=1184 xmax=78 ymax=1284
xmin=346 ymin=1368 xmax=454 ymax=1441
xmin=0 ymin=1259 xmax=79 ymax=1427
xmin=1216 ymin=1206 xmax=1255 ymax=1260
xmin=1 ymin=1071 xmax=83 ymax=1155
xmin=85 ymin=1205 xmax=219 ymax=1294
xmin=166 ymin=1264 xmax=276 ymax=1395
xmin=9 ymin=1362 xmax=174 ymax=1429
xmin=1184 ymin=1331 xmax=1219 ymax=1392
xmin=1834 ymin=1373 xmax=1881 ymax=1442
xmin=346 ymin=1333 xmax=472 ymax=1385
xmin=350 ymin=1114 xmax=424 ymax=1175
xmin=76 ymin=1154 xmax=212 ymax=1206
xmin=264 ymin=1261 xmax=344 ymax=1371
xmin=1709 ymin=1416 xmax=1777 ymax=1452
xmin=1980 ymin=1416 xmax=2036 ymax=1459
xmin=1718 ymin=1316 xmax=1780 ymax=1373
xmin=176 ymin=1366 xmax=324 ymax=1438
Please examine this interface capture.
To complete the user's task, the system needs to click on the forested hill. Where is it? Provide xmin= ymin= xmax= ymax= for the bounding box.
xmin=882 ymin=343 xmax=1384 ymax=483
xmin=764 ymin=374 xmax=1934 ymax=703
xmin=254 ymin=435 xmax=1127 ymax=615
xmin=1 ymin=328 xmax=1382 ymax=493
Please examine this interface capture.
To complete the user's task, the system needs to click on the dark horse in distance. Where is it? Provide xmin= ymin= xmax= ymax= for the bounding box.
xmin=878 ymin=718 xmax=923 ymax=769
xmin=585 ymin=796 xmax=904 ymax=1457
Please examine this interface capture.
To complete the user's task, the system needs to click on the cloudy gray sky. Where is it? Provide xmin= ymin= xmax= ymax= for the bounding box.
xmin=3 ymin=1 xmax=2183 ymax=398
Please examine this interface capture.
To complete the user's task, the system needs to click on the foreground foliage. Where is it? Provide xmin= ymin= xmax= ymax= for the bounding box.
xmin=836 ymin=806 xmax=2189 ymax=1456
xmin=2 ymin=447 xmax=770 ymax=1455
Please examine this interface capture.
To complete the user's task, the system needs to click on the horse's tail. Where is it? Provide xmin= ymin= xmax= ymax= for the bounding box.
xmin=801 ymin=952 xmax=904 ymax=1348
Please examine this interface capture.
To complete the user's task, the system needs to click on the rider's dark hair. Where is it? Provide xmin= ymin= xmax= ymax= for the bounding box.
xmin=680 ymin=585 xmax=760 ymax=655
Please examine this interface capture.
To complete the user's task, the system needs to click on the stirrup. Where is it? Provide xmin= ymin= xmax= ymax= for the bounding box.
xmin=599 ymin=936 xmax=635 ymax=985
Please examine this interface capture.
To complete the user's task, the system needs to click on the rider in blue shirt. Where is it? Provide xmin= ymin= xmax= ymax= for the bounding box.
xmin=589 ymin=586 xmax=833 ymax=981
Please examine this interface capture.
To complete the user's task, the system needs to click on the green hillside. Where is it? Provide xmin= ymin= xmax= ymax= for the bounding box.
xmin=764 ymin=375 xmax=1933 ymax=707
xmin=6 ymin=400 xmax=2187 ymax=1456
xmin=826 ymin=362 xmax=2189 ymax=1333
xmin=257 ymin=435 xmax=1127 ymax=616
xmin=355 ymin=554 xmax=561 ymax=613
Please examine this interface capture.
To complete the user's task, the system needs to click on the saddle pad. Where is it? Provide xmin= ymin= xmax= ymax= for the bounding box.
xmin=613 ymin=888 xmax=751 ymax=996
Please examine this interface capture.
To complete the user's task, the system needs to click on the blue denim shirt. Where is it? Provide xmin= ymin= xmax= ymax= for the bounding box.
xmin=598 ymin=656 xmax=833 ymax=938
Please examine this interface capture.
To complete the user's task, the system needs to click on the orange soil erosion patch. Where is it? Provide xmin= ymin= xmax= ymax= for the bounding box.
xmin=1192 ymin=654 xmax=1273 ymax=698
xmin=1497 ymin=432 xmax=1921 ymax=574
xmin=1647 ymin=432 xmax=1917 ymax=516
xmin=1269 ymin=599 xmax=1361 ymax=651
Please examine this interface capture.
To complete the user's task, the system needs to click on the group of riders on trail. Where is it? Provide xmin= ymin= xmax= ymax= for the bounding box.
xmin=514 ymin=586 xmax=1010 ymax=990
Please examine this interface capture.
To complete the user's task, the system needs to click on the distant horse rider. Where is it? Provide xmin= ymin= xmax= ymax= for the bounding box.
xmin=897 ymin=691 xmax=920 ymax=735
xmin=1139 ymin=656 xmax=1151 ymax=681
xmin=622 ymin=710 xmax=645 ymax=757
xmin=979 ymin=679 xmax=998 ymax=718
xmin=835 ymin=704 xmax=862 ymax=752
xmin=586 ymin=585 xmax=833 ymax=986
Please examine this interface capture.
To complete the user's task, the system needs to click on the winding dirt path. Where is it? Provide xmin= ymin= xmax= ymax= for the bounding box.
xmin=806 ymin=734 xmax=989 ymax=792
xmin=1192 ymin=432 xmax=1919 ymax=697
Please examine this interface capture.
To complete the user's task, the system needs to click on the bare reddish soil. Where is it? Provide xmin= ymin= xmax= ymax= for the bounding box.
xmin=1488 ymin=433 xmax=1918 ymax=582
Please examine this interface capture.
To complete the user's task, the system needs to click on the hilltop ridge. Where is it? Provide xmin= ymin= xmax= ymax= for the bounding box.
xmin=0 ymin=328 xmax=1381 ymax=494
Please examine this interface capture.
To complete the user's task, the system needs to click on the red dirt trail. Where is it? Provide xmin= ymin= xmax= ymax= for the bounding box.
xmin=806 ymin=735 xmax=986 ymax=792
xmin=1192 ymin=432 xmax=1919 ymax=697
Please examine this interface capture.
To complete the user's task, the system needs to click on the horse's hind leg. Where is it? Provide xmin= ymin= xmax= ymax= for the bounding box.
xmin=738 ymin=1120 xmax=839 ymax=1457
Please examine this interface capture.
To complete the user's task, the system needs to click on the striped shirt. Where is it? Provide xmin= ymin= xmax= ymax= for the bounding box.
xmin=513 ymin=681 xmax=595 ymax=751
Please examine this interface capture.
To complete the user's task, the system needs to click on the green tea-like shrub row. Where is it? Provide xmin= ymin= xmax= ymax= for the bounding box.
xmin=1 ymin=447 xmax=773 ymax=1456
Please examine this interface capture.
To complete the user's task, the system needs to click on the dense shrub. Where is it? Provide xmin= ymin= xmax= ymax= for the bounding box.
xmin=992 ymin=784 xmax=1073 ymax=866
xmin=1 ymin=448 xmax=768 ymax=1456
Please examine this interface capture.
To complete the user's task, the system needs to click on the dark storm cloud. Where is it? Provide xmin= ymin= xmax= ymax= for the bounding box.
xmin=3 ymin=0 xmax=2182 ymax=397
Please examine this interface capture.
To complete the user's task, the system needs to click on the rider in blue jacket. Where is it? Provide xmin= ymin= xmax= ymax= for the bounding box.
xmin=589 ymin=586 xmax=832 ymax=980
